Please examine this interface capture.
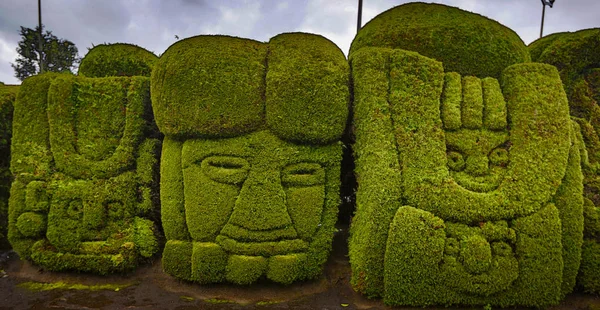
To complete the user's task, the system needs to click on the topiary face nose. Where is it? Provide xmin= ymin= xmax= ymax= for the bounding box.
xmin=227 ymin=170 xmax=293 ymax=231
xmin=465 ymin=154 xmax=489 ymax=176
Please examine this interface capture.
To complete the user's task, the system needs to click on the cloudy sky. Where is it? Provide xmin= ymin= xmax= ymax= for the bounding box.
xmin=1 ymin=0 xmax=598 ymax=85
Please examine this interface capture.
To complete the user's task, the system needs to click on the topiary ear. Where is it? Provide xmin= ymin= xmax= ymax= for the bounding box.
xmin=266 ymin=33 xmax=349 ymax=144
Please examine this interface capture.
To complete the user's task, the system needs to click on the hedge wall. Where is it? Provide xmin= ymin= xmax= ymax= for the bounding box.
xmin=0 ymin=84 xmax=18 ymax=249
xmin=78 ymin=43 xmax=158 ymax=78
xmin=349 ymin=2 xmax=530 ymax=79
xmin=530 ymin=28 xmax=600 ymax=292
xmin=8 ymin=73 xmax=160 ymax=274
xmin=349 ymin=47 xmax=581 ymax=307
xmin=153 ymin=33 xmax=348 ymax=284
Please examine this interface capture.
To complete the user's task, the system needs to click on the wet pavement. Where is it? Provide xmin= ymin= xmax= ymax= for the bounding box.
xmin=2 ymin=225 xmax=600 ymax=310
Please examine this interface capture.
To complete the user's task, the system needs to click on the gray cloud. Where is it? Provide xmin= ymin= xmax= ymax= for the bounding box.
xmin=1 ymin=0 xmax=598 ymax=84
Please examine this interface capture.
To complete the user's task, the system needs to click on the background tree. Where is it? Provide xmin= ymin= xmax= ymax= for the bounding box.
xmin=11 ymin=25 xmax=80 ymax=81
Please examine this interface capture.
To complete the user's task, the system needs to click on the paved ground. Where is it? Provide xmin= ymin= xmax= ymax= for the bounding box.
xmin=2 ymin=225 xmax=600 ymax=310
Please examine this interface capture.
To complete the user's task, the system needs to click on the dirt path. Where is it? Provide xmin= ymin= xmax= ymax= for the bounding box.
xmin=2 ymin=226 xmax=600 ymax=310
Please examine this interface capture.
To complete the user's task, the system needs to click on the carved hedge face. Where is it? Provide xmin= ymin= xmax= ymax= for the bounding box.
xmin=378 ymin=50 xmax=574 ymax=305
xmin=163 ymin=130 xmax=340 ymax=284
xmin=182 ymin=130 xmax=334 ymax=255
xmin=446 ymin=129 xmax=509 ymax=193
xmin=9 ymin=75 xmax=158 ymax=273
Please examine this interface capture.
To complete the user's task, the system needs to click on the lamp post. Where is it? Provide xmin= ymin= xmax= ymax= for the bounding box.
xmin=540 ymin=0 xmax=556 ymax=38
xmin=38 ymin=0 xmax=44 ymax=73
xmin=357 ymin=0 xmax=363 ymax=33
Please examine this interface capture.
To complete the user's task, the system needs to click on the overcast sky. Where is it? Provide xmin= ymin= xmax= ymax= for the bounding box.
xmin=1 ymin=0 xmax=598 ymax=85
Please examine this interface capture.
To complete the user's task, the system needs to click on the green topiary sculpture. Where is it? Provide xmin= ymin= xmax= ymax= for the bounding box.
xmin=0 ymin=84 xmax=18 ymax=249
xmin=349 ymin=4 xmax=583 ymax=307
xmin=152 ymin=33 xmax=349 ymax=285
xmin=78 ymin=43 xmax=158 ymax=78
xmin=349 ymin=2 xmax=530 ymax=80
xmin=530 ymin=28 xmax=600 ymax=292
xmin=8 ymin=71 xmax=160 ymax=274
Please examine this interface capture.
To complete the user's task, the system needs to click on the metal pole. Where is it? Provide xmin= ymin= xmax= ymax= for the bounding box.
xmin=38 ymin=0 xmax=44 ymax=73
xmin=357 ymin=0 xmax=363 ymax=33
xmin=540 ymin=3 xmax=546 ymax=38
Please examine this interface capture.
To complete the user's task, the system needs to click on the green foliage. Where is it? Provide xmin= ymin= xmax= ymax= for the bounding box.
xmin=578 ymin=239 xmax=600 ymax=292
xmin=18 ymin=281 xmax=133 ymax=291
xmin=8 ymin=74 xmax=160 ymax=274
xmin=151 ymin=35 xmax=267 ymax=138
xmin=349 ymin=47 xmax=580 ymax=307
xmin=78 ymin=43 xmax=158 ymax=78
xmin=0 ymin=84 xmax=18 ymax=248
xmin=11 ymin=25 xmax=80 ymax=81
xmin=157 ymin=33 xmax=347 ymax=285
xmin=349 ymin=3 xmax=530 ymax=79
xmin=226 ymin=255 xmax=268 ymax=285
xmin=530 ymin=28 xmax=600 ymax=293
xmin=529 ymin=28 xmax=600 ymax=100
xmin=161 ymin=131 xmax=342 ymax=284
xmin=162 ymin=240 xmax=192 ymax=280
xmin=266 ymin=33 xmax=349 ymax=144
xmin=151 ymin=33 xmax=348 ymax=144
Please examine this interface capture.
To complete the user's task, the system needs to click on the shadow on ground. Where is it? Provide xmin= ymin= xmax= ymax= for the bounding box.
xmin=1 ymin=224 xmax=600 ymax=310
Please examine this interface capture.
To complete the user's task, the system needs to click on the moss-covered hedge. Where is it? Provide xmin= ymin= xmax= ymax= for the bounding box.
xmin=154 ymin=33 xmax=348 ymax=284
xmin=529 ymin=28 xmax=600 ymax=100
xmin=78 ymin=43 xmax=158 ymax=78
xmin=8 ymin=73 xmax=160 ymax=274
xmin=530 ymin=28 xmax=600 ymax=293
xmin=349 ymin=2 xmax=530 ymax=79
xmin=151 ymin=33 xmax=348 ymax=144
xmin=0 ymin=84 xmax=18 ymax=249
xmin=349 ymin=47 xmax=581 ymax=307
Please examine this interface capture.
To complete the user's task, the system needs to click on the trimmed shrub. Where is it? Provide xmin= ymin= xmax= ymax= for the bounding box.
xmin=153 ymin=33 xmax=348 ymax=284
xmin=349 ymin=47 xmax=580 ymax=307
xmin=529 ymin=28 xmax=600 ymax=100
xmin=8 ymin=73 xmax=160 ymax=274
xmin=78 ymin=43 xmax=158 ymax=78
xmin=0 ymin=84 xmax=18 ymax=249
xmin=349 ymin=2 xmax=530 ymax=79
xmin=530 ymin=29 xmax=600 ymax=293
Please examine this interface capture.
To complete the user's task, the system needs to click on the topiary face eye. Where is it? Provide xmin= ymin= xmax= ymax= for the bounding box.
xmin=281 ymin=163 xmax=325 ymax=187
xmin=201 ymin=156 xmax=250 ymax=185
xmin=489 ymin=147 xmax=509 ymax=167
xmin=447 ymin=151 xmax=465 ymax=172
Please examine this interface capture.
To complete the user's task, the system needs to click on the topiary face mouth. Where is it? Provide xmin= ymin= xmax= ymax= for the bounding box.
xmin=215 ymin=235 xmax=309 ymax=257
xmin=217 ymin=223 xmax=309 ymax=256
xmin=450 ymin=166 xmax=505 ymax=193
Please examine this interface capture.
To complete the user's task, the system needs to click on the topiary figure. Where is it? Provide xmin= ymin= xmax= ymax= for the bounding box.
xmin=78 ymin=43 xmax=158 ymax=78
xmin=0 ymin=84 xmax=18 ymax=249
xmin=530 ymin=28 xmax=600 ymax=293
xmin=152 ymin=33 xmax=349 ymax=285
xmin=348 ymin=4 xmax=583 ymax=307
xmin=349 ymin=2 xmax=530 ymax=79
xmin=8 ymin=70 xmax=161 ymax=274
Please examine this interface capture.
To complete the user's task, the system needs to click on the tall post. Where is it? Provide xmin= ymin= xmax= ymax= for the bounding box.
xmin=540 ymin=0 xmax=555 ymax=38
xmin=357 ymin=0 xmax=363 ymax=33
xmin=38 ymin=0 xmax=44 ymax=73
xmin=540 ymin=3 xmax=546 ymax=38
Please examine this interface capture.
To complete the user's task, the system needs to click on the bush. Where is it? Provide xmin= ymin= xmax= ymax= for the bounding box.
xmin=0 ymin=84 xmax=18 ymax=249
xmin=349 ymin=47 xmax=580 ymax=307
xmin=349 ymin=2 xmax=530 ymax=79
xmin=530 ymin=28 xmax=600 ymax=293
xmin=8 ymin=73 xmax=161 ymax=274
xmin=154 ymin=33 xmax=348 ymax=284
xmin=78 ymin=43 xmax=158 ymax=77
